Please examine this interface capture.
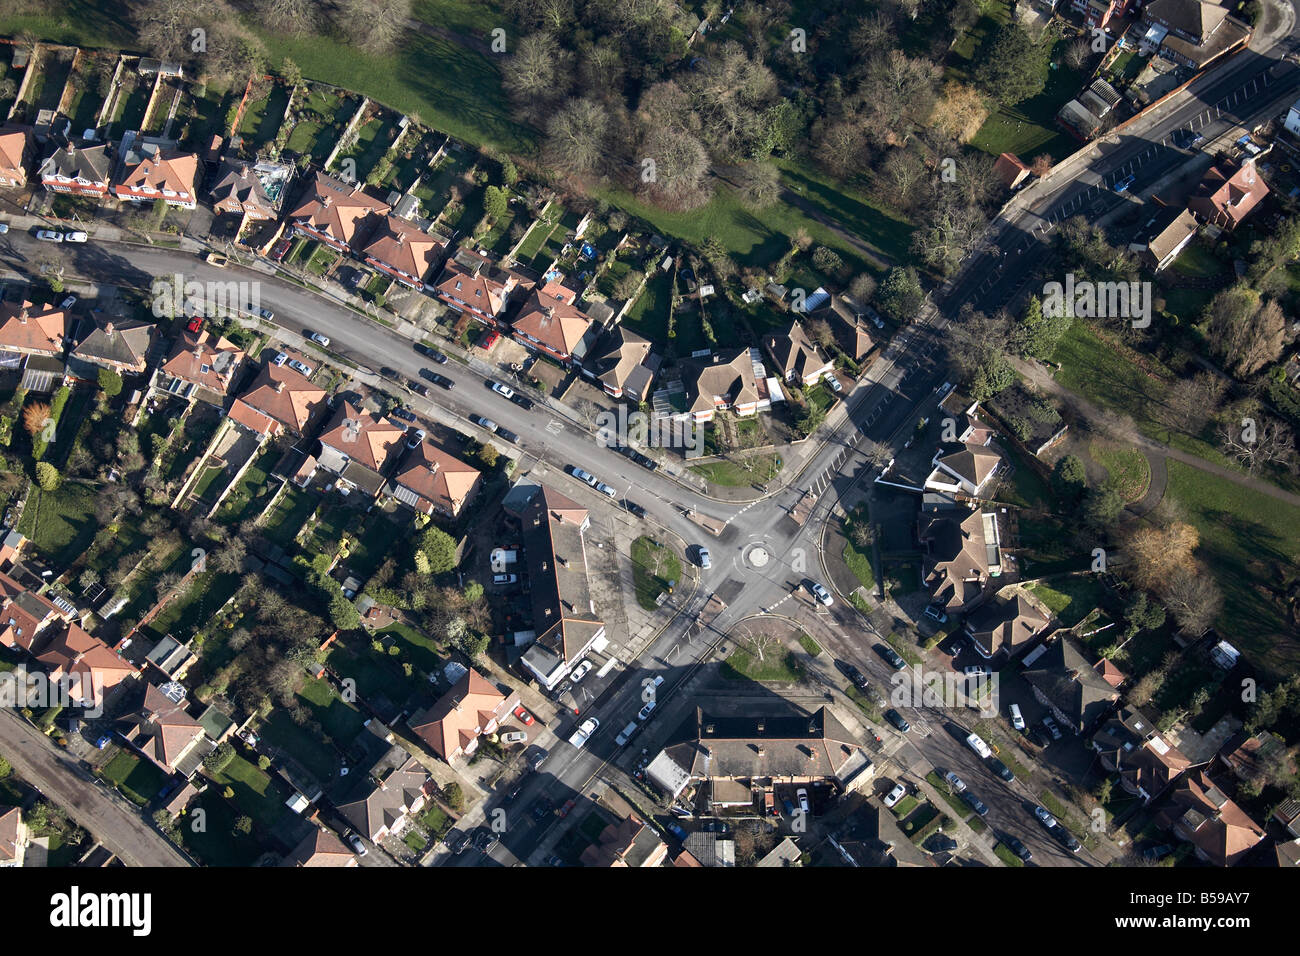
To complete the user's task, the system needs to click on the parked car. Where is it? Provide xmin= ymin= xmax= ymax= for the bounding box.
xmin=65 ymin=231 xmax=88 ymax=243
xmin=796 ymin=788 xmax=810 ymax=813
xmin=389 ymin=407 xmax=416 ymax=424
xmin=379 ymin=366 xmax=399 ymax=380
xmin=513 ymin=705 xmax=534 ymax=726
xmin=884 ymin=709 xmax=910 ymax=733
xmin=287 ymin=359 xmax=313 ymax=376
xmin=489 ymin=381 xmax=515 ymax=399
xmin=594 ymin=481 xmax=617 ymax=498
xmin=271 ymin=351 xmax=288 ymax=367
xmin=988 ymin=758 xmax=1015 ymax=782
xmin=421 ymin=370 xmax=455 ymax=389
xmin=270 ymin=238 xmax=291 ymax=261
xmin=35 ymin=230 xmax=64 ymax=242
xmin=496 ymin=427 xmax=520 ymax=445
xmin=569 ymin=660 xmax=593 ymax=683
xmin=810 ymin=582 xmax=833 ymax=606
xmin=409 ymin=382 xmax=430 ymax=398
xmin=965 ymin=732 xmax=993 ymax=759
xmin=923 ymin=604 xmax=948 ymax=623
xmin=569 ymin=466 xmax=595 ymax=484
xmin=835 ymin=659 xmax=869 ymax=690
xmin=493 ymin=573 xmax=518 ymax=585
xmin=530 ymin=799 xmax=553 ymax=822
xmin=1009 ymin=703 xmax=1025 ymax=731
xmin=479 ymin=330 xmax=500 ymax=350
xmin=470 ymin=414 xmax=498 ymax=432
xmin=637 ymin=700 xmax=657 ymax=721
xmin=1057 ymin=829 xmax=1081 ymax=854
xmin=405 ymin=428 xmax=426 ymax=450
xmin=510 ymin=393 xmax=535 ymax=410
xmin=961 ymin=790 xmax=990 ymax=817
xmin=307 ymin=331 xmax=331 ymax=348
xmin=0 ymin=222 xmax=9 ymax=234
xmin=615 ymin=722 xmax=639 ymax=747
xmin=345 ymin=832 xmax=368 ymax=856
xmin=824 ymin=373 xmax=843 ymax=393
xmin=697 ymin=547 xmax=711 ymax=569
xmin=444 ymin=828 xmax=469 ymax=853
xmin=623 ymin=500 xmax=647 ymax=518
xmin=186 ymin=316 xmax=203 ymax=334
xmin=1113 ymin=174 xmax=1136 ymax=193
xmin=883 ymin=783 xmax=907 ymax=808
xmin=943 ymin=771 xmax=967 ymax=793
xmin=473 ymin=827 xmax=498 ymax=852
xmin=414 ymin=343 xmax=445 ymax=362
xmin=60 ymin=295 xmax=77 ymax=310
xmin=1142 ymin=843 xmax=1174 ymax=861
xmin=501 ymin=730 xmax=527 ymax=744
xmin=204 ymin=251 xmax=228 ymax=267
xmin=529 ymin=747 xmax=548 ymax=770
xmin=875 ymin=644 xmax=907 ymax=670
xmin=963 ymin=664 xmax=991 ymax=679
xmin=1042 ymin=715 xmax=1063 ymax=740
xmin=1033 ymin=805 xmax=1058 ymax=830
xmin=1004 ymin=835 xmax=1033 ymax=862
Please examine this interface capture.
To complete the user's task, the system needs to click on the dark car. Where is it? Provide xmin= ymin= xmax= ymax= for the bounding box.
xmin=444 ymin=828 xmax=470 ymax=854
xmin=378 ymin=366 xmax=399 ymax=380
xmin=634 ymin=452 xmax=657 ymax=471
xmin=413 ymin=343 xmax=447 ymax=363
xmin=960 ymin=790 xmax=990 ymax=817
xmin=530 ymin=799 xmax=553 ymax=822
xmin=472 ymin=827 xmax=498 ymax=852
xmin=1142 ymin=843 xmax=1174 ymax=861
xmin=419 ymin=368 xmax=455 ymax=389
xmin=409 ymin=382 xmax=430 ymax=398
xmin=884 ymin=709 xmax=910 ymax=733
xmin=1004 ymin=835 xmax=1033 ymax=863
xmin=1056 ymin=828 xmax=1081 ymax=854
xmin=987 ymin=757 xmax=1015 ymax=783
xmin=875 ymin=643 xmax=907 ymax=671
xmin=509 ymin=393 xmax=535 ymax=411
xmin=496 ymin=427 xmax=521 ymax=445
xmin=835 ymin=659 xmax=869 ymax=691
xmin=389 ymin=407 xmax=416 ymax=424
xmin=624 ymin=500 xmax=647 ymax=518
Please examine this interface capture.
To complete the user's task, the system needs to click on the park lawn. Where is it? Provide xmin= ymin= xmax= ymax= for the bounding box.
xmin=689 ymin=453 xmax=782 ymax=487
xmin=101 ymin=750 xmax=166 ymax=806
xmin=1091 ymin=442 xmax=1151 ymax=502
xmin=1026 ymin=576 xmax=1104 ymax=628
xmin=722 ymin=647 xmax=805 ymax=683
xmin=16 ymin=481 xmax=96 ymax=566
xmin=1162 ymin=460 xmax=1300 ymax=677
xmin=1051 ymin=323 xmax=1172 ymax=439
xmin=411 ymin=0 xmax=503 ymax=35
xmin=631 ymin=536 xmax=683 ymax=611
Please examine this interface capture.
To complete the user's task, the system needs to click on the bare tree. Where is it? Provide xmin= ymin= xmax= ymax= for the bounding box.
xmin=808 ymin=318 xmax=836 ymax=351
xmin=256 ymin=0 xmax=320 ymax=34
xmin=334 ymin=0 xmax=412 ymax=55
xmin=733 ymin=161 xmax=782 ymax=208
xmin=544 ymin=97 xmax=611 ymax=178
xmin=1154 ymin=371 xmax=1226 ymax=435
xmin=742 ymin=630 xmax=778 ymax=663
xmin=1163 ymin=564 xmax=1223 ymax=636
xmin=1221 ymin=414 xmax=1296 ymax=475
xmin=1064 ymin=38 xmax=1091 ymax=70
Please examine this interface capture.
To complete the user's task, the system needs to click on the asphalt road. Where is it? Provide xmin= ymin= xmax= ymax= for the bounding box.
xmin=0 ymin=709 xmax=191 ymax=867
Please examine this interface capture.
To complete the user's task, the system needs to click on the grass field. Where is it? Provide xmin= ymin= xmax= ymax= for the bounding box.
xmin=17 ymin=482 xmax=96 ymax=566
xmin=721 ymin=647 xmax=805 ymax=683
xmin=101 ymin=750 xmax=166 ymax=807
xmin=1091 ymin=442 xmax=1151 ymax=502
xmin=631 ymin=536 xmax=682 ymax=611
xmin=1027 ymin=576 xmax=1104 ymax=629
xmin=689 ymin=453 xmax=781 ymax=487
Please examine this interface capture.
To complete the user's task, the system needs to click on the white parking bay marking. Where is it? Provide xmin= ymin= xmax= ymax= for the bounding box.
xmin=546 ymin=420 xmax=564 ymax=434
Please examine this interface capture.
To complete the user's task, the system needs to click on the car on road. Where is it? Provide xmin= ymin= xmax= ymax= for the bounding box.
xmin=530 ymin=799 xmax=553 ymax=822
xmin=965 ymin=732 xmax=993 ymax=759
xmin=501 ymin=730 xmax=527 ymax=744
xmin=493 ymin=573 xmax=518 ymax=585
xmin=884 ymin=709 xmax=910 ymax=733
xmin=489 ymin=381 xmax=515 ymax=399
xmin=1113 ymin=173 xmax=1136 ymax=193
xmin=379 ymin=366 xmax=399 ymax=380
xmin=623 ymin=500 xmax=647 ymax=518
xmin=594 ymin=481 xmax=617 ymax=498
xmin=796 ymin=788 xmax=811 ymax=813
xmin=615 ymin=722 xmax=639 ymax=747
xmin=496 ymin=427 xmax=520 ymax=445
xmin=697 ymin=547 xmax=711 ymax=569
xmin=568 ymin=717 xmax=599 ymax=748
xmin=389 ymin=407 xmax=416 ymax=424
xmin=810 ymin=582 xmax=833 ymax=606
xmin=307 ymin=331 xmax=331 ymax=348
xmin=1057 ymin=828 xmax=1081 ymax=854
xmin=637 ymin=700 xmax=657 ymax=721
xmin=444 ymin=828 xmax=470 ymax=853
xmin=943 ymin=771 xmax=967 ymax=793
xmin=883 ymin=783 xmax=907 ymax=808
xmin=0 ymin=222 xmax=8 ymax=233
xmin=1033 ymin=805 xmax=1057 ymax=830
xmin=875 ymin=644 xmax=907 ymax=671
xmin=64 ymin=230 xmax=88 ymax=242
xmin=835 ymin=659 xmax=869 ymax=691
xmin=345 ymin=831 xmax=368 ymax=856
xmin=470 ymin=414 xmax=498 ymax=432
xmin=421 ymin=370 xmax=455 ymax=389
xmin=923 ymin=604 xmax=948 ymax=623
xmin=1042 ymin=715 xmax=1063 ymax=740
xmin=988 ymin=758 xmax=1015 ymax=782
xmin=405 ymin=428 xmax=427 ymax=450
xmin=513 ymin=704 xmax=534 ymax=726
xmin=569 ymin=659 xmax=593 ymax=683
xmin=287 ymin=359 xmax=313 ymax=376
xmin=961 ymin=790 xmax=990 ymax=817
xmin=270 ymin=238 xmax=291 ymax=261
xmin=204 ymin=251 xmax=228 ymax=267
xmin=473 ymin=827 xmax=498 ymax=852
xmin=529 ymin=747 xmax=548 ymax=770
xmin=1004 ymin=835 xmax=1033 ymax=863
xmin=1009 ymin=703 xmax=1025 ymax=731
xmin=558 ymin=798 xmax=578 ymax=818
xmin=35 ymin=229 xmax=64 ymax=242
xmin=510 ymin=393 xmax=535 ymax=410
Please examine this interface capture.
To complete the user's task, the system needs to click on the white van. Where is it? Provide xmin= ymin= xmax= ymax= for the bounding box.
xmin=966 ymin=732 xmax=993 ymax=759
xmin=1009 ymin=704 xmax=1025 ymax=731
xmin=615 ymin=722 xmax=639 ymax=747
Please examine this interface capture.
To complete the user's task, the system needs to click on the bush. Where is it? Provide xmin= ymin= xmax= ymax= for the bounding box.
xmin=204 ymin=741 xmax=236 ymax=774
xmin=442 ymin=782 xmax=464 ymax=811
xmin=416 ymin=526 xmax=458 ymax=574
xmin=97 ymin=368 xmax=123 ymax=398
xmin=35 ymin=462 xmax=61 ymax=491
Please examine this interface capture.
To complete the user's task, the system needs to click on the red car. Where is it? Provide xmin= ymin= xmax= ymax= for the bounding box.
xmin=270 ymin=238 xmax=291 ymax=262
xmin=480 ymin=330 xmax=500 ymax=351
xmin=557 ymin=798 xmax=577 ymax=818
xmin=186 ymin=316 xmax=203 ymax=333
xmin=513 ymin=704 xmax=534 ymax=726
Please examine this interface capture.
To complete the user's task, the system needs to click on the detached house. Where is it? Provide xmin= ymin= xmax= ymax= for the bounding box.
xmin=431 ymin=250 xmax=523 ymax=328
xmin=0 ymin=806 xmax=28 ymax=867
xmin=0 ymin=300 xmax=69 ymax=359
xmin=1022 ymin=635 xmax=1120 ymax=733
xmin=580 ymin=810 xmax=669 ymax=867
xmin=114 ymin=142 xmax=198 ymax=208
xmin=964 ymin=592 xmax=1049 ymax=659
xmin=34 ymin=624 xmax=139 ymax=706
xmin=287 ymin=172 xmax=390 ymax=254
xmin=361 ymin=214 xmax=447 ymax=290
xmin=763 ymin=321 xmax=834 ymax=387
xmin=409 ymin=667 xmax=519 ymax=762
xmin=154 ymin=329 xmax=245 ymax=405
xmin=918 ymin=505 xmax=999 ymax=613
xmin=67 ymin=315 xmax=157 ymax=380
xmin=1157 ymin=771 xmax=1265 ymax=866
xmin=0 ymin=125 xmax=32 ymax=187
xmin=389 ymin=439 xmax=482 ymax=519
xmin=0 ymin=571 xmax=66 ymax=652
xmin=1138 ymin=0 xmax=1251 ymax=71
xmin=336 ymin=755 xmax=431 ymax=843
xmin=210 ymin=159 xmax=279 ymax=222
xmin=511 ymin=281 xmax=596 ymax=367
xmin=1139 ymin=206 xmax=1200 ymax=273
xmin=681 ymin=349 xmax=768 ymax=423
xmin=313 ymin=401 xmax=405 ymax=497
xmin=229 ymin=360 xmax=328 ymax=439
xmin=582 ymin=325 xmax=658 ymax=402
xmin=39 ymin=139 xmax=111 ymax=197
xmin=1092 ymin=707 xmax=1197 ymax=804
xmin=1187 ymin=158 xmax=1268 ymax=231
xmin=119 ymin=683 xmax=207 ymax=777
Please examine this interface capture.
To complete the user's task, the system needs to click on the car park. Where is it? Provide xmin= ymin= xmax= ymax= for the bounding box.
xmin=923 ymin=604 xmax=948 ymax=623
xmin=961 ymin=790 xmax=989 ymax=817
xmin=884 ymin=709 xmax=910 ymax=733
xmin=810 ymin=582 xmax=833 ymax=606
xmin=287 ymin=359 xmax=313 ymax=376
xmin=308 ymin=331 xmax=330 ymax=347
xmin=501 ymin=730 xmax=527 ymax=744
xmin=623 ymin=500 xmax=647 ymax=518
xmin=470 ymin=414 xmax=498 ymax=432
xmin=796 ymin=788 xmax=811 ymax=813
xmin=1042 ymin=715 xmax=1063 ymax=740
xmin=493 ymin=573 xmax=518 ymax=585
xmin=875 ymin=644 xmax=907 ymax=670
xmin=390 ymin=407 xmax=416 ymax=424
xmin=1004 ymin=835 xmax=1032 ymax=862
xmin=988 ymin=758 xmax=1014 ymax=782
xmin=569 ymin=659 xmax=593 ymax=683
xmin=943 ymin=771 xmax=967 ymax=793
xmin=513 ymin=705 xmax=534 ymax=726
xmin=496 ymin=427 xmax=520 ymax=444
xmin=35 ymin=230 xmax=64 ymax=242
xmin=883 ymin=783 xmax=907 ymax=808
xmin=1009 ymin=703 xmax=1025 ymax=731
xmin=637 ymin=700 xmax=656 ymax=721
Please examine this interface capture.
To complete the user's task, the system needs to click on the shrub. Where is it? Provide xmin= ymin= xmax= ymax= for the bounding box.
xmin=35 ymin=462 xmax=61 ymax=491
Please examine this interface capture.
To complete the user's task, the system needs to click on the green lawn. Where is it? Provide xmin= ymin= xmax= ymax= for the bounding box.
xmin=207 ymin=754 xmax=295 ymax=832
xmin=689 ymin=453 xmax=782 ymax=487
xmin=263 ymin=487 xmax=318 ymax=546
xmin=377 ymin=621 xmax=447 ymax=676
xmin=101 ymin=750 xmax=166 ymax=806
xmin=798 ymin=632 xmax=823 ymax=657
xmin=1026 ymin=576 xmax=1103 ymax=629
xmin=721 ymin=648 xmax=805 ymax=683
xmin=1091 ymin=442 xmax=1150 ymax=502
xmin=181 ymin=790 xmax=265 ymax=866
xmin=630 ymin=536 xmax=683 ymax=611
xmin=16 ymin=482 xmax=96 ymax=566
xmin=842 ymin=509 xmax=876 ymax=591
